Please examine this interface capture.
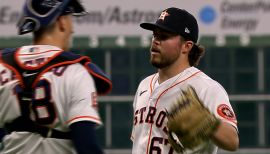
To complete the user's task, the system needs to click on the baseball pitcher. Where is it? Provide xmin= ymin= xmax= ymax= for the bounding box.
xmin=131 ymin=7 xmax=238 ymax=154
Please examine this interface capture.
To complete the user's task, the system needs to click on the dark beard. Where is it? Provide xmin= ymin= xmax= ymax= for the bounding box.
xmin=150 ymin=57 xmax=172 ymax=69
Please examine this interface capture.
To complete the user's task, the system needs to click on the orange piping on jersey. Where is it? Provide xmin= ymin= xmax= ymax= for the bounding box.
xmin=146 ymin=70 xmax=201 ymax=154
xmin=149 ymin=74 xmax=157 ymax=94
xmin=84 ymin=62 xmax=113 ymax=95
xmin=15 ymin=49 xmax=64 ymax=70
xmin=32 ymin=56 xmax=90 ymax=88
xmin=0 ymin=62 xmax=24 ymax=87
xmin=66 ymin=115 xmax=101 ymax=124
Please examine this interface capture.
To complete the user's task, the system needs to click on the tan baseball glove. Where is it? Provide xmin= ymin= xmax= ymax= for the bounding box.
xmin=166 ymin=86 xmax=220 ymax=153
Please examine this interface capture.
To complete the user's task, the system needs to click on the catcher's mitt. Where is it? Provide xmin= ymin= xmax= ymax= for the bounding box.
xmin=166 ymin=86 xmax=220 ymax=153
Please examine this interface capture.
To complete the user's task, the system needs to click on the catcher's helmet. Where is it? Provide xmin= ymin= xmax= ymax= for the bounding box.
xmin=17 ymin=0 xmax=87 ymax=35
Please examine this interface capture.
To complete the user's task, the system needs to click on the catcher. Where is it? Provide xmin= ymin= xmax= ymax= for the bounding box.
xmin=0 ymin=0 xmax=112 ymax=153
xmin=131 ymin=7 xmax=239 ymax=154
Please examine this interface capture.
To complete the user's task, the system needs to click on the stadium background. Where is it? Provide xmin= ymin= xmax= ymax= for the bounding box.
xmin=1 ymin=0 xmax=270 ymax=153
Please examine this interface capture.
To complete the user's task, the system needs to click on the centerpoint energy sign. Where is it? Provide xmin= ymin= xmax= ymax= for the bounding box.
xmin=220 ymin=1 xmax=270 ymax=31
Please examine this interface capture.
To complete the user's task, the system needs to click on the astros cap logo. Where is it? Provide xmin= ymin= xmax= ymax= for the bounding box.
xmin=158 ymin=10 xmax=169 ymax=20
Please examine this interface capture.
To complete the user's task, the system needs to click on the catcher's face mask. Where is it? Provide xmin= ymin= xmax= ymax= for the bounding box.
xmin=17 ymin=0 xmax=88 ymax=35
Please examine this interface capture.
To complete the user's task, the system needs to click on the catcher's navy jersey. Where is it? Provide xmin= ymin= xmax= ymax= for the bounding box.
xmin=0 ymin=45 xmax=106 ymax=154
xmin=131 ymin=67 xmax=237 ymax=154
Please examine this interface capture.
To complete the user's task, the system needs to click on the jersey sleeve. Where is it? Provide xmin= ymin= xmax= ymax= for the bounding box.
xmin=65 ymin=64 xmax=102 ymax=126
xmin=200 ymin=84 xmax=237 ymax=129
xmin=0 ymin=64 xmax=21 ymax=127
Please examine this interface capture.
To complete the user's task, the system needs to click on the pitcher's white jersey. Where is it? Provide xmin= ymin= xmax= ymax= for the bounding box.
xmin=0 ymin=45 xmax=102 ymax=154
xmin=131 ymin=67 xmax=237 ymax=154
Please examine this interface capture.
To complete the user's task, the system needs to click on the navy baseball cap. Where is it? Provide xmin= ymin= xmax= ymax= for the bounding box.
xmin=17 ymin=0 xmax=88 ymax=35
xmin=140 ymin=7 xmax=199 ymax=43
